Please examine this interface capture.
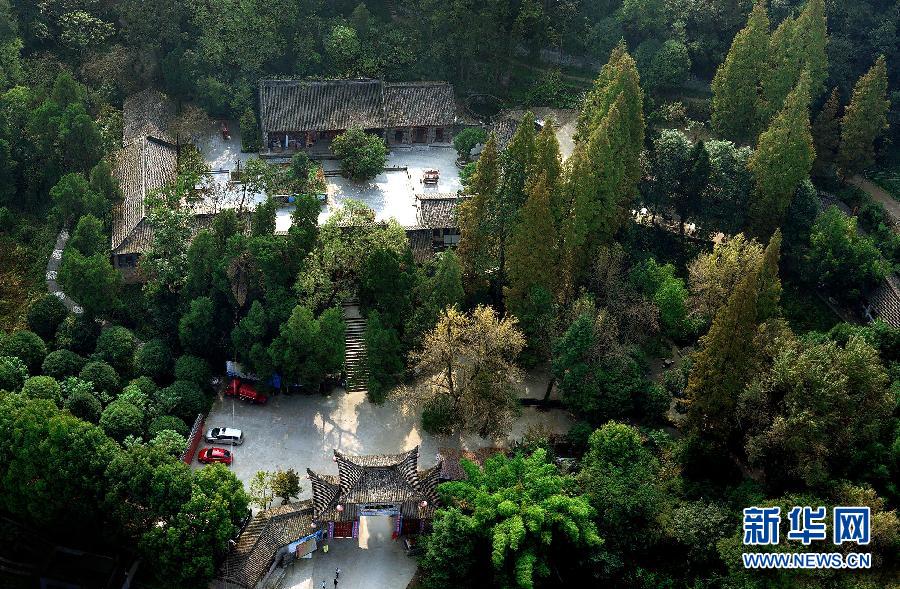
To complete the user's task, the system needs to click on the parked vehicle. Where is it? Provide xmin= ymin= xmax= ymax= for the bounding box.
xmin=205 ymin=427 xmax=244 ymax=445
xmin=198 ymin=447 xmax=233 ymax=465
xmin=225 ymin=378 xmax=268 ymax=404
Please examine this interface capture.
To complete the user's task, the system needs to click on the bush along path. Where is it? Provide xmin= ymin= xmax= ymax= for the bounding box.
xmin=45 ymin=229 xmax=83 ymax=315
xmin=343 ymin=301 xmax=368 ymax=393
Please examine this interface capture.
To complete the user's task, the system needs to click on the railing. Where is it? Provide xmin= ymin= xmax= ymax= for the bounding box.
xmin=182 ymin=413 xmax=205 ymax=465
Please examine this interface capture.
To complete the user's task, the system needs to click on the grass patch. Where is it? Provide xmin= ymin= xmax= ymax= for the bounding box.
xmin=0 ymin=215 xmax=56 ymax=331
xmin=781 ymin=280 xmax=841 ymax=334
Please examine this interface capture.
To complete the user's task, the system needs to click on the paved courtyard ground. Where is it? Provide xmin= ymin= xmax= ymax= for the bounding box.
xmin=277 ymin=517 xmax=416 ymax=589
xmin=197 ymin=378 xmax=572 ymax=500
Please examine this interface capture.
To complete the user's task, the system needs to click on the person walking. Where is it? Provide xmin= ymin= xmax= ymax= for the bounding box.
xmin=333 ymin=578 xmax=338 ymax=588
xmin=321 ymin=582 xmax=326 ymax=589
xmin=335 ymin=567 xmax=341 ymax=579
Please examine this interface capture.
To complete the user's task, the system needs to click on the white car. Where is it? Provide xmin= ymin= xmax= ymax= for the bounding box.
xmin=205 ymin=427 xmax=244 ymax=445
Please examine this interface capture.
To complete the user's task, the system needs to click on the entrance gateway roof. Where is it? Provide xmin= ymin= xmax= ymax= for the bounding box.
xmin=307 ymin=447 xmax=442 ymax=521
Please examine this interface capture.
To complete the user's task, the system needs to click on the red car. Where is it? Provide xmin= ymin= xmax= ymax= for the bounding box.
xmin=198 ymin=447 xmax=233 ymax=465
xmin=225 ymin=378 xmax=268 ymax=404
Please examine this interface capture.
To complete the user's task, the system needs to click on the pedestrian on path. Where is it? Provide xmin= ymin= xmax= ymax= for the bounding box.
xmin=336 ymin=567 xmax=341 ymax=579
xmin=334 ymin=578 xmax=338 ymax=588
xmin=322 ymin=582 xmax=326 ymax=589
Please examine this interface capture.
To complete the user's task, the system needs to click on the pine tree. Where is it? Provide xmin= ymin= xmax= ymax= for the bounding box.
xmin=811 ymin=87 xmax=841 ymax=178
xmin=756 ymin=229 xmax=782 ymax=322
xmin=505 ymin=173 xmax=558 ymax=316
xmin=762 ymin=0 xmax=828 ymax=120
xmin=747 ymin=74 xmax=814 ymax=239
xmin=711 ymin=1 xmax=770 ymax=142
xmin=838 ymin=56 xmax=890 ymax=176
xmin=457 ymin=133 xmax=501 ymax=295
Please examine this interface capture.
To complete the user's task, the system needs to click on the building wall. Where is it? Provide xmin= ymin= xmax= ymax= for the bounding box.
xmin=385 ymin=126 xmax=452 ymax=146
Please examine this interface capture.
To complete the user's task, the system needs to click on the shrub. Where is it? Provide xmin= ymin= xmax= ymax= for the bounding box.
xmin=421 ymin=395 xmax=455 ymax=436
xmin=331 ymin=128 xmax=387 ymax=181
xmin=155 ymin=380 xmax=206 ymax=424
xmin=59 ymin=376 xmax=96 ymax=400
xmin=27 ymin=294 xmax=69 ymax=340
xmin=150 ymin=429 xmax=188 ymax=457
xmin=79 ymin=360 xmax=120 ymax=398
xmin=149 ymin=415 xmax=189 ymax=438
xmin=21 ymin=375 xmax=62 ymax=405
xmin=174 ymin=355 xmax=212 ymax=389
xmin=178 ymin=297 xmax=215 ymax=358
xmin=0 ymin=330 xmax=47 ymax=374
xmin=0 ymin=356 xmax=28 ymax=392
xmin=94 ymin=326 xmax=136 ymax=376
xmin=64 ymin=389 xmax=103 ymax=423
xmin=69 ymin=214 xmax=107 ymax=256
xmin=134 ymin=339 xmax=173 ymax=383
xmin=55 ymin=314 xmax=100 ymax=354
xmin=42 ymin=349 xmax=85 ymax=380
xmin=239 ymin=108 xmax=261 ymax=152
xmin=100 ymin=400 xmax=144 ymax=442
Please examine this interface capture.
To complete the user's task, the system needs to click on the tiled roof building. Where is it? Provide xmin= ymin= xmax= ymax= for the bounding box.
xmin=258 ymin=79 xmax=458 ymax=151
xmin=864 ymin=274 xmax=900 ymax=328
xmin=307 ymin=447 xmax=441 ymax=522
xmin=217 ymin=502 xmax=316 ymax=589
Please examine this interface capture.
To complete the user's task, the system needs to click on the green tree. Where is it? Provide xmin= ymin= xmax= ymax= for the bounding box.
xmin=69 ymin=214 xmax=107 ymax=256
xmin=688 ymin=233 xmax=764 ymax=320
xmin=360 ymin=246 xmax=416 ymax=330
xmin=179 ymin=297 xmax=216 ymax=358
xmin=331 ymin=128 xmax=387 ymax=181
xmin=430 ymin=450 xmax=602 ymax=589
xmin=685 ymin=231 xmax=782 ymax=443
xmin=21 ymin=375 xmax=61 ymax=405
xmin=365 ymin=310 xmax=404 ymax=403
xmin=453 ymin=127 xmax=487 ymax=159
xmin=838 ymin=56 xmax=890 ymax=176
xmin=150 ymin=429 xmax=187 ymax=457
xmin=49 ymin=172 xmax=105 ymax=226
xmin=325 ymin=24 xmax=362 ymax=76
xmin=747 ymin=75 xmax=814 ymax=238
xmin=578 ymin=422 xmax=668 ymax=556
xmin=412 ymin=306 xmax=524 ymax=438
xmin=27 ymin=294 xmax=68 ymax=340
xmin=271 ymin=468 xmax=302 ymax=504
xmin=739 ymin=333 xmax=894 ymax=491
xmin=134 ymin=339 xmax=174 ymax=384
xmin=806 ymin=206 xmax=887 ymax=302
xmin=79 ymin=360 xmax=120 ymax=399
xmin=0 ymin=330 xmax=46 ymax=373
xmin=0 ymin=355 xmax=27 ymax=392
xmin=419 ymin=507 xmax=482 ymax=589
xmin=505 ymin=173 xmax=557 ymax=317
xmin=41 ymin=349 xmax=84 ymax=380
xmin=629 ymin=259 xmax=689 ymax=339
xmin=761 ymin=0 xmax=828 ymax=119
xmin=100 ymin=400 xmax=145 ymax=442
xmin=174 ymin=355 xmax=212 ymax=390
xmin=95 ymin=326 xmax=137 ymax=377
xmin=248 ymin=470 xmax=274 ymax=510
xmin=149 ymin=415 xmax=189 ymax=438
xmin=811 ymin=87 xmax=841 ymax=179
xmin=64 ymin=388 xmax=102 ymax=423
xmin=457 ymin=133 xmax=501 ymax=295
xmin=710 ymin=1 xmax=769 ymax=141
xmin=154 ymin=380 xmax=206 ymax=424
xmin=269 ymin=305 xmax=345 ymax=390
xmin=239 ymin=107 xmax=260 ymax=152
xmin=58 ymin=249 xmax=121 ymax=317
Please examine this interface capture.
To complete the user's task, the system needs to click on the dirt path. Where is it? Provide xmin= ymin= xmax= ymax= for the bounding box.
xmin=848 ymin=175 xmax=900 ymax=223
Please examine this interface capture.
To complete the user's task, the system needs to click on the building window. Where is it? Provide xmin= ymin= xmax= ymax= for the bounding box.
xmin=435 ymin=128 xmax=444 ymax=143
xmin=414 ymin=128 xmax=427 ymax=143
xmin=394 ymin=129 xmax=404 ymax=143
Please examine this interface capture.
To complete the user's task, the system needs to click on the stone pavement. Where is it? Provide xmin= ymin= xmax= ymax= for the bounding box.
xmin=45 ymin=229 xmax=82 ymax=314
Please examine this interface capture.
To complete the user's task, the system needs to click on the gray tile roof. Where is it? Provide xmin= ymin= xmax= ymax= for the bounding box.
xmin=219 ymin=502 xmax=315 ymax=589
xmin=867 ymin=274 xmax=900 ymax=328
xmin=417 ymin=193 xmax=470 ymax=228
xmin=122 ymin=88 xmax=175 ymax=144
xmin=110 ymin=136 xmax=178 ymax=253
xmin=307 ymin=447 xmax=441 ymax=521
xmin=259 ymin=79 xmax=457 ymax=134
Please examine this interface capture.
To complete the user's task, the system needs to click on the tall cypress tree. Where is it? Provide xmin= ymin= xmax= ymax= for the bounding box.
xmin=530 ymin=118 xmax=564 ymax=225
xmin=457 ymin=133 xmax=501 ymax=295
xmin=811 ymin=87 xmax=841 ymax=179
xmin=686 ymin=230 xmax=781 ymax=443
xmin=711 ymin=1 xmax=770 ymax=142
xmin=747 ymin=74 xmax=814 ymax=239
xmin=838 ymin=56 xmax=890 ymax=176
xmin=505 ymin=172 xmax=558 ymax=316
xmin=762 ymin=0 xmax=828 ymax=120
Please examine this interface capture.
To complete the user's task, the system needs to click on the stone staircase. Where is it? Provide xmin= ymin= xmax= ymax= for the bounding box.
xmin=343 ymin=301 xmax=368 ymax=393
